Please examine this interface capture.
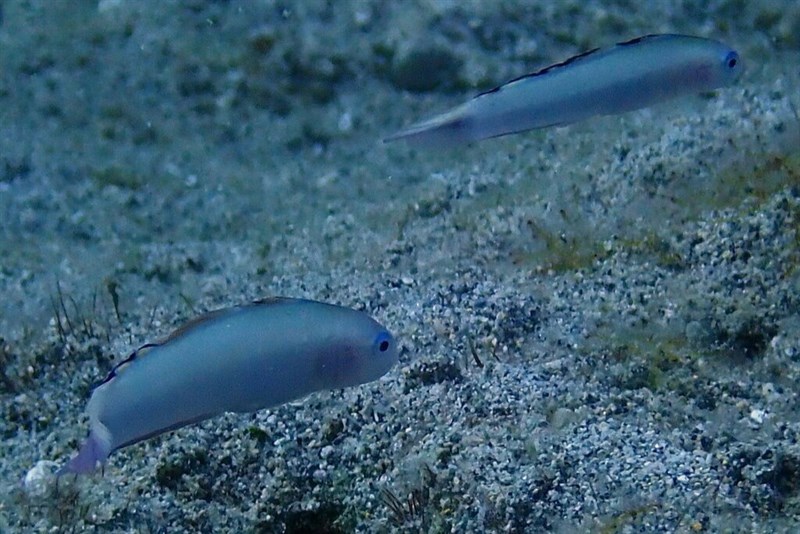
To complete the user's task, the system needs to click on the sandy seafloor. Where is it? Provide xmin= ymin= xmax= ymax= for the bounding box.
xmin=1 ymin=0 xmax=799 ymax=532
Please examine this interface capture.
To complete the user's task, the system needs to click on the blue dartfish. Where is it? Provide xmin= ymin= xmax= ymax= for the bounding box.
xmin=385 ymin=34 xmax=742 ymax=147
xmin=60 ymin=298 xmax=398 ymax=475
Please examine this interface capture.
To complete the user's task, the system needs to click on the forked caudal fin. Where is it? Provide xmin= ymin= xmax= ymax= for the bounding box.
xmin=383 ymin=104 xmax=476 ymax=148
xmin=58 ymin=428 xmax=112 ymax=476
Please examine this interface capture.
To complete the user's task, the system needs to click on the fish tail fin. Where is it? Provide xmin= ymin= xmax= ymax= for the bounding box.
xmin=58 ymin=427 xmax=112 ymax=477
xmin=383 ymin=104 xmax=476 ymax=148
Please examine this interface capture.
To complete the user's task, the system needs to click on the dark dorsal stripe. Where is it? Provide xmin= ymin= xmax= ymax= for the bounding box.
xmin=475 ymin=34 xmax=673 ymax=99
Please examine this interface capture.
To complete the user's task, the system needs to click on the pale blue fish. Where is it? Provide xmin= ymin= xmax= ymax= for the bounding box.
xmin=385 ymin=34 xmax=742 ymax=147
xmin=59 ymin=297 xmax=398 ymax=475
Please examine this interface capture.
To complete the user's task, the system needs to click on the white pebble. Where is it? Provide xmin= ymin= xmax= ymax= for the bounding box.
xmin=749 ymin=409 xmax=767 ymax=424
xmin=21 ymin=460 xmax=59 ymax=497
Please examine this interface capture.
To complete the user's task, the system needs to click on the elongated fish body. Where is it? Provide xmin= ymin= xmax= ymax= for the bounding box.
xmin=60 ymin=298 xmax=398 ymax=475
xmin=385 ymin=34 xmax=742 ymax=147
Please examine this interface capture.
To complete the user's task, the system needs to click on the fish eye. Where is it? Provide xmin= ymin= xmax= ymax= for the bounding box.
xmin=374 ymin=331 xmax=392 ymax=353
xmin=724 ymin=51 xmax=738 ymax=70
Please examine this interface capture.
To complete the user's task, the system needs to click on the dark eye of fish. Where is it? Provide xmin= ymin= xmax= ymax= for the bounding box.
xmin=725 ymin=51 xmax=738 ymax=69
xmin=375 ymin=331 xmax=392 ymax=352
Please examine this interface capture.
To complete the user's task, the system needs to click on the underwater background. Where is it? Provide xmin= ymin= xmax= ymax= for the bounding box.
xmin=1 ymin=0 xmax=799 ymax=532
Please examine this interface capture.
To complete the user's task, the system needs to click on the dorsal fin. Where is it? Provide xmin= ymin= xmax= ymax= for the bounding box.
xmin=99 ymin=343 xmax=159 ymax=386
xmin=615 ymin=34 xmax=665 ymax=47
xmin=160 ymin=307 xmax=231 ymax=343
xmin=251 ymin=296 xmax=294 ymax=306
xmin=155 ymin=297 xmax=296 ymax=344
xmin=474 ymin=34 xmax=669 ymax=99
xmin=475 ymin=46 xmax=600 ymax=98
xmin=97 ymin=307 xmax=234 ymax=386
xmin=98 ymin=297 xmax=297 ymax=385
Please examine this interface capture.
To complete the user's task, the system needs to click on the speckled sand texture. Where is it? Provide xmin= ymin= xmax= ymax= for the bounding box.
xmin=1 ymin=1 xmax=800 ymax=532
